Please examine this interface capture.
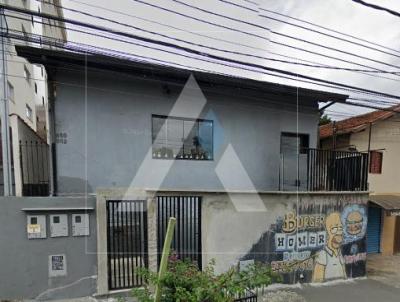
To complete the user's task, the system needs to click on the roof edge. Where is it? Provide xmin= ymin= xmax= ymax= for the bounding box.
xmin=16 ymin=45 xmax=349 ymax=103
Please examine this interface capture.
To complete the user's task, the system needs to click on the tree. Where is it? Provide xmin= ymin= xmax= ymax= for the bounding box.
xmin=319 ymin=114 xmax=332 ymax=126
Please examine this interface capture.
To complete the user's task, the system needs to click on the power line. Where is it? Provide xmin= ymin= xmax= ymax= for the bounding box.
xmin=5 ymin=28 xmax=365 ymax=99
xmin=169 ymin=0 xmax=270 ymax=32
xmin=6 ymin=24 xmax=400 ymax=115
xmin=6 ymin=26 xmax=398 ymax=110
xmin=163 ymin=0 xmax=400 ymax=71
xmin=36 ymin=0 xmax=400 ymax=76
xmin=43 ymin=0 xmax=400 ymax=85
xmin=5 ymin=8 xmax=400 ymax=102
xmin=258 ymin=7 xmax=400 ymax=55
xmin=5 ymin=5 xmax=400 ymax=103
xmin=128 ymin=0 xmax=400 ymax=78
xmin=218 ymin=0 xmax=400 ymax=58
xmin=63 ymin=0 xmax=394 ymax=80
xmin=351 ymin=0 xmax=400 ymax=18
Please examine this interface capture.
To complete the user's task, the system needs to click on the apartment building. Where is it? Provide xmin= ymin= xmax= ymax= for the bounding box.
xmin=1 ymin=0 xmax=66 ymax=195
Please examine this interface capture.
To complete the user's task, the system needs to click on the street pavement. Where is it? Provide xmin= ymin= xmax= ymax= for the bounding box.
xmin=21 ymin=255 xmax=400 ymax=302
xmin=293 ymin=278 xmax=400 ymax=302
xmin=263 ymin=254 xmax=400 ymax=302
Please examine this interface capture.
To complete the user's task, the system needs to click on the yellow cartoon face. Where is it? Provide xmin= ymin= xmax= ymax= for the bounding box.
xmin=325 ymin=212 xmax=343 ymax=250
xmin=346 ymin=211 xmax=363 ymax=235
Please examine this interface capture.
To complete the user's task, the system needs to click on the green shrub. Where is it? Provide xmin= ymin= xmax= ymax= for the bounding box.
xmin=132 ymin=254 xmax=281 ymax=302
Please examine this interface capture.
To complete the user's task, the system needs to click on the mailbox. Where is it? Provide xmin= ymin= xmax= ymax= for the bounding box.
xmin=50 ymin=214 xmax=68 ymax=237
xmin=27 ymin=215 xmax=47 ymax=239
xmin=72 ymin=213 xmax=90 ymax=236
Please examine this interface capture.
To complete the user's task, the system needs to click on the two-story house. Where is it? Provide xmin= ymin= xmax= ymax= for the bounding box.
xmin=16 ymin=45 xmax=370 ymax=295
xmin=320 ymin=105 xmax=400 ymax=256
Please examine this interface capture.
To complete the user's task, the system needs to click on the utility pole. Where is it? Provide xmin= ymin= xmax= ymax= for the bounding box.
xmin=0 ymin=8 xmax=13 ymax=196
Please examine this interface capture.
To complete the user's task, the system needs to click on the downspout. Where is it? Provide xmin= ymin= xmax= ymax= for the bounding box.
xmin=332 ymin=121 xmax=337 ymax=150
xmin=367 ymin=122 xmax=372 ymax=153
xmin=47 ymin=79 xmax=57 ymax=196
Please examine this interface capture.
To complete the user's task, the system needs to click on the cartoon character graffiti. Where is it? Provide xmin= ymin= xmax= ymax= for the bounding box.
xmin=341 ymin=204 xmax=367 ymax=278
xmin=342 ymin=204 xmax=367 ymax=244
xmin=312 ymin=212 xmax=347 ymax=282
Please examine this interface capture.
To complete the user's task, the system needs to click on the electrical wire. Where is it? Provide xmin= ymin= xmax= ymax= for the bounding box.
xmin=62 ymin=0 xmax=398 ymax=80
xmin=162 ymin=0 xmax=400 ymax=70
xmin=3 ymin=4 xmax=400 ymax=112
xmin=124 ymin=0 xmax=400 ymax=79
xmin=218 ymin=0 xmax=400 ymax=58
xmin=4 ymin=5 xmax=400 ymax=104
xmin=6 ymin=17 xmax=400 ymax=104
xmin=351 ymin=0 xmax=400 ymax=18
xmin=35 ymin=0 xmax=400 ymax=75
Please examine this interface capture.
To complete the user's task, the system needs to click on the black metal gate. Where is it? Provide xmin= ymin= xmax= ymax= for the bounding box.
xmin=157 ymin=196 xmax=202 ymax=268
xmin=106 ymin=200 xmax=148 ymax=290
xmin=19 ymin=140 xmax=49 ymax=196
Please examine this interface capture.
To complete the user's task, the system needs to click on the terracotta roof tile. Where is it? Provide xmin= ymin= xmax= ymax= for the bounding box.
xmin=320 ymin=104 xmax=400 ymax=139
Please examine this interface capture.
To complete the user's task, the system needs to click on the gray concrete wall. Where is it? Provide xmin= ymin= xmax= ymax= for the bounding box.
xmin=0 ymin=196 xmax=97 ymax=300
xmin=53 ymin=70 xmax=319 ymax=195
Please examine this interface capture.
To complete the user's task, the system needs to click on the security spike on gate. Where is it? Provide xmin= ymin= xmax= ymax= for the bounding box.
xmin=154 ymin=217 xmax=176 ymax=302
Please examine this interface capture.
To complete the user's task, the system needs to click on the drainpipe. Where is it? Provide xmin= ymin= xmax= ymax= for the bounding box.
xmin=332 ymin=121 xmax=337 ymax=150
xmin=48 ymin=80 xmax=57 ymax=196
xmin=367 ymin=122 xmax=372 ymax=154
xmin=0 ymin=9 xmax=13 ymax=196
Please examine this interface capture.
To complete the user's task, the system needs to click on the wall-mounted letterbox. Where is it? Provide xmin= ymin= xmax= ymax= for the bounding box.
xmin=27 ymin=215 xmax=47 ymax=239
xmin=72 ymin=213 xmax=90 ymax=236
xmin=50 ymin=214 xmax=68 ymax=237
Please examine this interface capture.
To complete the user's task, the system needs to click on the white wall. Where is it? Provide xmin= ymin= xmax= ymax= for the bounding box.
xmin=349 ymin=115 xmax=400 ymax=193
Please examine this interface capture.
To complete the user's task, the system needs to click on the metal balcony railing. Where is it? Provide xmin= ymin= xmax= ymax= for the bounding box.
xmin=279 ymin=148 xmax=369 ymax=192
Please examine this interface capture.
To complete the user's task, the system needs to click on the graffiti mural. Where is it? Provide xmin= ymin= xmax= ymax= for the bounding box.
xmin=241 ymin=199 xmax=368 ymax=283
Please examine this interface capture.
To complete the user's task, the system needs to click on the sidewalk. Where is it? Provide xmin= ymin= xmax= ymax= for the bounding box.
xmin=367 ymin=253 xmax=400 ymax=288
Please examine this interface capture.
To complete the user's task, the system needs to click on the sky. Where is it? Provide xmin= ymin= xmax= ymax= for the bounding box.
xmin=58 ymin=0 xmax=400 ymax=120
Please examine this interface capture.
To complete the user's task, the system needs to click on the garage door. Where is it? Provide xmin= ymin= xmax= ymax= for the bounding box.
xmin=367 ymin=206 xmax=382 ymax=254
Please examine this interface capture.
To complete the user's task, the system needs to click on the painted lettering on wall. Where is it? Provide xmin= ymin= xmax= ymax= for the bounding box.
xmin=241 ymin=199 xmax=368 ymax=284
xmin=282 ymin=212 xmax=325 ymax=233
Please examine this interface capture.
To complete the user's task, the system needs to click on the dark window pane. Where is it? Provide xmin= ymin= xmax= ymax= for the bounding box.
xmin=152 ymin=115 xmax=213 ymax=160
xmin=167 ymin=118 xmax=183 ymax=158
xmin=152 ymin=116 xmax=167 ymax=158
xmin=183 ymin=120 xmax=198 ymax=159
xmin=199 ymin=120 xmax=213 ymax=160
xmin=281 ymin=133 xmax=309 ymax=154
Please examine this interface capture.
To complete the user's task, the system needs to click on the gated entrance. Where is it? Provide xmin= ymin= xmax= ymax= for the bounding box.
xmin=157 ymin=196 xmax=202 ymax=268
xmin=106 ymin=200 xmax=148 ymax=290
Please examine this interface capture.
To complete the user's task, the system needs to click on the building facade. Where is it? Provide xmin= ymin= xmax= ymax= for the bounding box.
xmin=320 ymin=106 xmax=400 ymax=255
xmin=5 ymin=45 xmax=370 ymax=299
xmin=0 ymin=0 xmax=66 ymax=195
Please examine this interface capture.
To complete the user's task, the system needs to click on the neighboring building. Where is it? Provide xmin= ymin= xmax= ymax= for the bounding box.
xmin=0 ymin=0 xmax=67 ymax=195
xmin=320 ymin=105 xmax=400 ymax=255
xmin=11 ymin=45 xmax=370 ymax=298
